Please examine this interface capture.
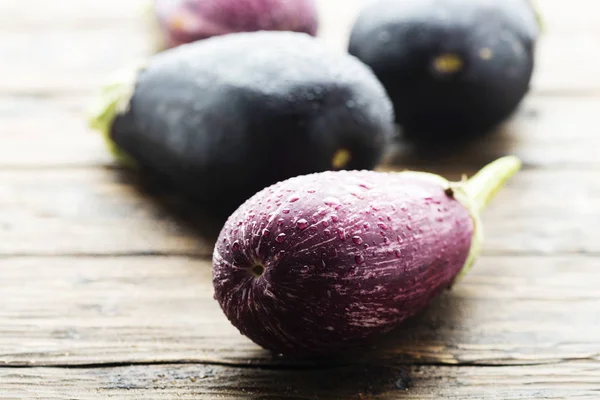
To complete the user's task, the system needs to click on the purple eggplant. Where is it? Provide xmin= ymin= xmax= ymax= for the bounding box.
xmin=212 ymin=156 xmax=521 ymax=356
xmin=150 ymin=0 xmax=319 ymax=49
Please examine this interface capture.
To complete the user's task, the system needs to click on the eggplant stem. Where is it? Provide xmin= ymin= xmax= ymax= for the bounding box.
xmin=452 ymin=156 xmax=521 ymax=281
xmin=463 ymin=156 xmax=522 ymax=215
xmin=87 ymin=63 xmax=145 ymax=168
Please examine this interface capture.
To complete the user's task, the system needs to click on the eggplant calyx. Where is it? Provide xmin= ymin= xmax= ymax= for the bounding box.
xmin=452 ymin=155 xmax=522 ymax=280
xmin=87 ymin=63 xmax=146 ymax=168
xmin=460 ymin=156 xmax=522 ymax=215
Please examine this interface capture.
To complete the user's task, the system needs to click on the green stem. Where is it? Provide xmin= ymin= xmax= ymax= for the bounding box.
xmin=463 ymin=156 xmax=522 ymax=215
xmin=87 ymin=63 xmax=146 ymax=168
xmin=453 ymin=156 xmax=521 ymax=281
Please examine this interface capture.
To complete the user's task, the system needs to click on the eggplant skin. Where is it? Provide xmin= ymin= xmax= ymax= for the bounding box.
xmin=153 ymin=0 xmax=319 ymax=48
xmin=111 ymin=31 xmax=394 ymax=213
xmin=212 ymin=169 xmax=473 ymax=356
xmin=347 ymin=0 xmax=539 ymax=141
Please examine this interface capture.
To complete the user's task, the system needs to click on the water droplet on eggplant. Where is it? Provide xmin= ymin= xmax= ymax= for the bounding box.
xmin=296 ymin=219 xmax=308 ymax=230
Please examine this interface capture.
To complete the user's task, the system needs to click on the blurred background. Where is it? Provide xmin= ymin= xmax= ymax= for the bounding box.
xmin=1 ymin=0 xmax=599 ymax=169
xmin=2 ymin=0 xmax=598 ymax=94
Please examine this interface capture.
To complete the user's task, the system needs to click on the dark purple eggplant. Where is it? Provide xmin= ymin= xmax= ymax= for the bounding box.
xmin=347 ymin=0 xmax=540 ymax=142
xmin=88 ymin=31 xmax=395 ymax=214
xmin=212 ymin=156 xmax=521 ymax=356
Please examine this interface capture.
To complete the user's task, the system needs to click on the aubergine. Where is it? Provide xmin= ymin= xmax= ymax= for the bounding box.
xmin=151 ymin=0 xmax=319 ymax=49
xmin=89 ymin=31 xmax=395 ymax=213
xmin=347 ymin=0 xmax=540 ymax=142
xmin=212 ymin=156 xmax=521 ymax=356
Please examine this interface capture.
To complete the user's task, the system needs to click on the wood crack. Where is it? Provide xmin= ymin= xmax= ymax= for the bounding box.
xmin=1 ymin=357 xmax=598 ymax=371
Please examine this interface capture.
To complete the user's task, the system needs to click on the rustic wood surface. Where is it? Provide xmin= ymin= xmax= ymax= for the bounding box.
xmin=1 ymin=0 xmax=599 ymax=398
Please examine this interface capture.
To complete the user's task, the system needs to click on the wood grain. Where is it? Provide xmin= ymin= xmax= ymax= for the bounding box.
xmin=1 ymin=0 xmax=600 ymax=398
xmin=2 ymin=94 xmax=600 ymax=171
xmin=386 ymin=95 xmax=600 ymax=170
xmin=0 ymin=0 xmax=148 ymax=30
xmin=0 ymin=1 xmax=599 ymax=94
xmin=0 ymin=167 xmax=220 ymax=256
xmin=0 ymin=33 xmax=597 ymax=95
xmin=0 ymin=0 xmax=598 ymax=34
xmin=0 ymin=167 xmax=596 ymax=257
xmin=0 ymin=27 xmax=151 ymax=95
xmin=1 ymin=255 xmax=599 ymax=367
xmin=1 ymin=361 xmax=599 ymax=399
xmin=0 ymin=96 xmax=111 ymax=168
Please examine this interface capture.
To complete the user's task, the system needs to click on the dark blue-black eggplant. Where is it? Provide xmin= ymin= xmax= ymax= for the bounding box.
xmin=348 ymin=0 xmax=540 ymax=142
xmin=89 ymin=31 xmax=395 ymax=213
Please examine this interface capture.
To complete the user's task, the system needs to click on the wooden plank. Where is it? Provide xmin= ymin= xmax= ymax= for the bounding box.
xmin=0 ymin=167 xmax=597 ymax=256
xmin=0 ymin=27 xmax=151 ymax=95
xmin=0 ymin=96 xmax=112 ymax=168
xmin=0 ymin=0 xmax=596 ymax=397
xmin=1 ymin=255 xmax=599 ymax=366
xmin=386 ymin=95 xmax=600 ymax=170
xmin=0 ymin=1 xmax=599 ymax=94
xmin=0 ymin=168 xmax=220 ymax=256
xmin=1 ymin=0 xmax=598 ymax=34
xmin=534 ymin=33 xmax=600 ymax=95
xmin=532 ymin=0 xmax=600 ymax=32
xmin=1 ymin=31 xmax=597 ymax=95
xmin=1 ymin=94 xmax=600 ymax=170
xmin=0 ymin=0 xmax=148 ymax=30
xmin=0 ymin=362 xmax=599 ymax=399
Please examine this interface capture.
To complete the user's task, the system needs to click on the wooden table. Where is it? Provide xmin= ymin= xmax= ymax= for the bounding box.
xmin=2 ymin=0 xmax=599 ymax=398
